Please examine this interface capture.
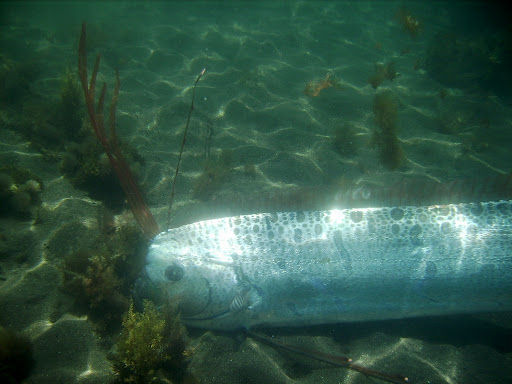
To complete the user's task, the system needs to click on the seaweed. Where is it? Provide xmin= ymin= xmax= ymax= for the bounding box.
xmin=0 ymin=166 xmax=43 ymax=218
xmin=60 ymin=136 xmax=140 ymax=211
xmin=368 ymin=62 xmax=398 ymax=89
xmin=78 ymin=23 xmax=159 ymax=238
xmin=63 ymin=249 xmax=128 ymax=330
xmin=396 ymin=7 xmax=422 ymax=38
xmin=58 ymin=68 xmax=86 ymax=142
xmin=372 ymin=91 xmax=404 ymax=169
xmin=61 ymin=222 xmax=149 ymax=332
xmin=4 ymin=56 xmax=148 ymax=215
xmin=192 ymin=149 xmax=233 ymax=201
xmin=304 ymin=72 xmax=342 ymax=96
xmin=17 ymin=68 xmax=84 ymax=154
xmin=113 ymin=300 xmax=188 ymax=383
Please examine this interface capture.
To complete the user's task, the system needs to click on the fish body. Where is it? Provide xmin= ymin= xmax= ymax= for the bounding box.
xmin=142 ymin=200 xmax=512 ymax=330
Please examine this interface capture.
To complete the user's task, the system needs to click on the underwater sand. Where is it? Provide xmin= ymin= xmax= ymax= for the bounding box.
xmin=1 ymin=1 xmax=511 ymax=383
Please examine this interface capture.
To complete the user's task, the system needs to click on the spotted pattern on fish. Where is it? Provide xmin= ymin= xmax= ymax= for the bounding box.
xmin=141 ymin=200 xmax=512 ymax=330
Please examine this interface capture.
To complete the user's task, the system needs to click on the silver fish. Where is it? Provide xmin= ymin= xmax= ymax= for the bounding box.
xmin=140 ymin=200 xmax=512 ymax=330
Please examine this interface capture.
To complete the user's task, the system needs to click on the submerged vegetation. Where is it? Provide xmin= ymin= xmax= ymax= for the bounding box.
xmin=368 ymin=62 xmax=398 ymax=89
xmin=78 ymin=23 xmax=159 ymax=238
xmin=0 ymin=166 xmax=43 ymax=219
xmin=396 ymin=7 xmax=422 ymax=38
xmin=304 ymin=72 xmax=342 ymax=96
xmin=56 ymin=67 xmax=138 ymax=210
xmin=61 ymin=222 xmax=149 ymax=332
xmin=193 ymin=149 xmax=234 ymax=201
xmin=1 ymin=35 xmax=151 ymax=224
xmin=57 ymin=69 xmax=84 ymax=142
xmin=60 ymin=131 xmax=146 ymax=211
xmin=113 ymin=300 xmax=188 ymax=383
xmin=0 ymin=7 xmax=510 ymax=384
xmin=15 ymin=66 xmax=85 ymax=153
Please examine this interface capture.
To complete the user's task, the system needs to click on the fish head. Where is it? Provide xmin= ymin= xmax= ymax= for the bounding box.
xmin=140 ymin=231 xmax=242 ymax=324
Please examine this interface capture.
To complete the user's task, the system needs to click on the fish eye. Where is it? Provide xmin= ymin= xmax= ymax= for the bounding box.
xmin=165 ymin=262 xmax=184 ymax=282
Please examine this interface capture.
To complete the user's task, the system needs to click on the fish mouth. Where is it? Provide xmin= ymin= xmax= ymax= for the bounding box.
xmin=135 ymin=271 xmax=216 ymax=319
xmin=177 ymin=276 xmax=213 ymax=318
xmin=180 ymin=277 xmax=233 ymax=322
xmin=183 ymin=281 xmax=255 ymax=322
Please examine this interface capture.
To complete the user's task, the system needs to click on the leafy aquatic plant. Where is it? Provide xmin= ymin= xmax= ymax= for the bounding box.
xmin=304 ymin=72 xmax=342 ymax=96
xmin=61 ymin=222 xmax=149 ymax=332
xmin=192 ymin=149 xmax=234 ymax=201
xmin=396 ymin=7 xmax=422 ymax=38
xmin=368 ymin=62 xmax=398 ymax=89
xmin=0 ymin=166 xmax=43 ymax=218
xmin=113 ymin=300 xmax=188 ymax=383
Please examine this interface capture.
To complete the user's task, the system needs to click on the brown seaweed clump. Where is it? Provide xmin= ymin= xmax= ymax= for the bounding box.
xmin=112 ymin=300 xmax=188 ymax=383
xmin=193 ymin=149 xmax=234 ymax=201
xmin=0 ymin=166 xmax=43 ymax=219
xmin=396 ymin=7 xmax=422 ymax=38
xmin=368 ymin=62 xmax=398 ymax=89
xmin=372 ymin=91 xmax=404 ymax=169
xmin=304 ymin=72 xmax=342 ymax=96
xmin=61 ymin=223 xmax=149 ymax=332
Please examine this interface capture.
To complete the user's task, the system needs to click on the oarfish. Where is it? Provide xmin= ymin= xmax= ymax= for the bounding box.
xmin=138 ymin=200 xmax=512 ymax=330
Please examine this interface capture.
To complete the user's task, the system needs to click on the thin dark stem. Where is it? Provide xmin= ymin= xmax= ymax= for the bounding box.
xmin=166 ymin=68 xmax=206 ymax=231
xmin=246 ymin=330 xmax=409 ymax=384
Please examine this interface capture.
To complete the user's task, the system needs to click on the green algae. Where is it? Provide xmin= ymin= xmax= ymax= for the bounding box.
xmin=61 ymin=222 xmax=149 ymax=332
xmin=113 ymin=300 xmax=188 ymax=383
